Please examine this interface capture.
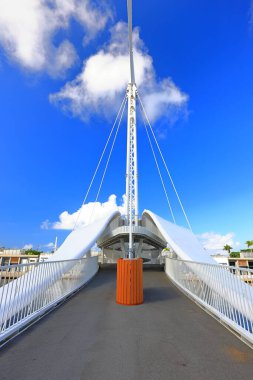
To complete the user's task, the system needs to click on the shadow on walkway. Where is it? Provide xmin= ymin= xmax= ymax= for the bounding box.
xmin=144 ymin=286 xmax=179 ymax=303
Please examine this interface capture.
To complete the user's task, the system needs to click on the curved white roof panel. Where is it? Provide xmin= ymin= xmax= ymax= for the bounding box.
xmin=50 ymin=210 xmax=120 ymax=262
xmin=143 ymin=210 xmax=214 ymax=264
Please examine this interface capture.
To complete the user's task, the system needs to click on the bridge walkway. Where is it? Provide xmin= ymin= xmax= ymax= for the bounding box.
xmin=0 ymin=268 xmax=253 ymax=380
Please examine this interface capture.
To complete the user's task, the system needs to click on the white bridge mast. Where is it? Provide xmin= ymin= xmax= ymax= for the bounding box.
xmin=126 ymin=0 xmax=138 ymax=258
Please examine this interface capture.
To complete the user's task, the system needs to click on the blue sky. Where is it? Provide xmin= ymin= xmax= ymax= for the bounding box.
xmin=0 ymin=0 xmax=253 ymax=251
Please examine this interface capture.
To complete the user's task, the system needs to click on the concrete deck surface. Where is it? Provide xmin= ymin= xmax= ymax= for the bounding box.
xmin=0 ymin=269 xmax=253 ymax=380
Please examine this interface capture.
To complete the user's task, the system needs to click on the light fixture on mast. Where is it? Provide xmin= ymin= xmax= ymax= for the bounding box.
xmin=126 ymin=0 xmax=138 ymax=259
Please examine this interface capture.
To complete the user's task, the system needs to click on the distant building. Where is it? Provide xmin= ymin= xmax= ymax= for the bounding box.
xmin=211 ymin=254 xmax=228 ymax=266
xmin=0 ymin=254 xmax=39 ymax=266
xmin=39 ymin=252 xmax=53 ymax=261
xmin=0 ymin=252 xmax=40 ymax=282
xmin=204 ymin=249 xmax=229 ymax=265
xmin=240 ymin=251 xmax=253 ymax=259
xmin=0 ymin=248 xmax=25 ymax=255
xmin=228 ymin=256 xmax=253 ymax=270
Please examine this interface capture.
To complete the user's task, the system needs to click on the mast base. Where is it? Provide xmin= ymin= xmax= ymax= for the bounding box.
xmin=116 ymin=258 xmax=143 ymax=306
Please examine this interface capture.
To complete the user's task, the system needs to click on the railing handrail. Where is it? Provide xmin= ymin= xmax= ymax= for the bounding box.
xmin=0 ymin=255 xmax=99 ymax=345
xmin=165 ymin=256 xmax=253 ymax=275
xmin=0 ymin=255 xmax=99 ymax=271
xmin=165 ymin=256 xmax=253 ymax=347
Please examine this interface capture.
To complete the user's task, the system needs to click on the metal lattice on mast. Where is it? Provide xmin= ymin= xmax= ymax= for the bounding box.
xmin=126 ymin=0 xmax=138 ymax=258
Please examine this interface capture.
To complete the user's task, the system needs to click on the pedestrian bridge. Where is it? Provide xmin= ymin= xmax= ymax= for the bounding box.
xmin=1 ymin=267 xmax=253 ymax=380
xmin=0 ymin=211 xmax=253 ymax=379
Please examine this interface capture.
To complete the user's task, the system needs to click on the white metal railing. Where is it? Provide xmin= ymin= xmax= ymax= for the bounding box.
xmin=0 ymin=256 xmax=98 ymax=343
xmin=165 ymin=257 xmax=253 ymax=346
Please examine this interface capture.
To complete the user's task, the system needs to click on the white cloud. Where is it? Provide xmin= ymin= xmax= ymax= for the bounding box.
xmin=50 ymin=22 xmax=188 ymax=121
xmin=23 ymin=244 xmax=33 ymax=250
xmin=41 ymin=194 xmax=126 ymax=230
xmin=0 ymin=0 xmax=110 ymax=76
xmin=44 ymin=242 xmax=55 ymax=248
xmin=197 ymin=232 xmax=239 ymax=250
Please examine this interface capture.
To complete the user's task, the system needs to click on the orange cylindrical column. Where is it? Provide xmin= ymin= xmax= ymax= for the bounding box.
xmin=116 ymin=258 xmax=143 ymax=305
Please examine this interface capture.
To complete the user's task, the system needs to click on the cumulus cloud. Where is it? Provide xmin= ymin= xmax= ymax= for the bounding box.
xmin=41 ymin=194 xmax=126 ymax=230
xmin=197 ymin=232 xmax=240 ymax=250
xmin=44 ymin=242 xmax=55 ymax=248
xmin=23 ymin=244 xmax=33 ymax=250
xmin=0 ymin=0 xmax=110 ymax=76
xmin=50 ymin=21 xmax=188 ymax=121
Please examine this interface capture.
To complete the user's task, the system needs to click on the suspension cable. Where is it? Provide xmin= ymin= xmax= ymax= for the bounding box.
xmin=137 ymin=92 xmax=192 ymax=231
xmin=139 ymin=102 xmax=176 ymax=223
xmin=73 ymin=94 xmax=127 ymax=230
xmin=88 ymin=96 xmax=128 ymax=224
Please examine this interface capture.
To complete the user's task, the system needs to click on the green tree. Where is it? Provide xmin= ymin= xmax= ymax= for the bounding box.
xmin=245 ymin=240 xmax=253 ymax=252
xmin=223 ymin=244 xmax=232 ymax=254
xmin=25 ymin=249 xmax=42 ymax=256
xmin=229 ymin=251 xmax=240 ymax=258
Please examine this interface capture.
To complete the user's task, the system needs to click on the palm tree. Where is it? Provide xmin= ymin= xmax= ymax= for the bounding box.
xmin=223 ymin=244 xmax=232 ymax=254
xmin=245 ymin=240 xmax=253 ymax=252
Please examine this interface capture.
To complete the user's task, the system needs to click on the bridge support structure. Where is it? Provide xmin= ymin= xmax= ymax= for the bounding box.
xmin=126 ymin=82 xmax=138 ymax=258
xmin=97 ymin=214 xmax=167 ymax=265
xmin=114 ymin=0 xmax=144 ymax=304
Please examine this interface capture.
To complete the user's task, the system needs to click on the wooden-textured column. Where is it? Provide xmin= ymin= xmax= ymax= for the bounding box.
xmin=116 ymin=258 xmax=143 ymax=305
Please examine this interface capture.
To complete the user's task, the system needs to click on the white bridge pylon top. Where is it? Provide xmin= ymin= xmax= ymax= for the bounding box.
xmin=127 ymin=0 xmax=135 ymax=84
